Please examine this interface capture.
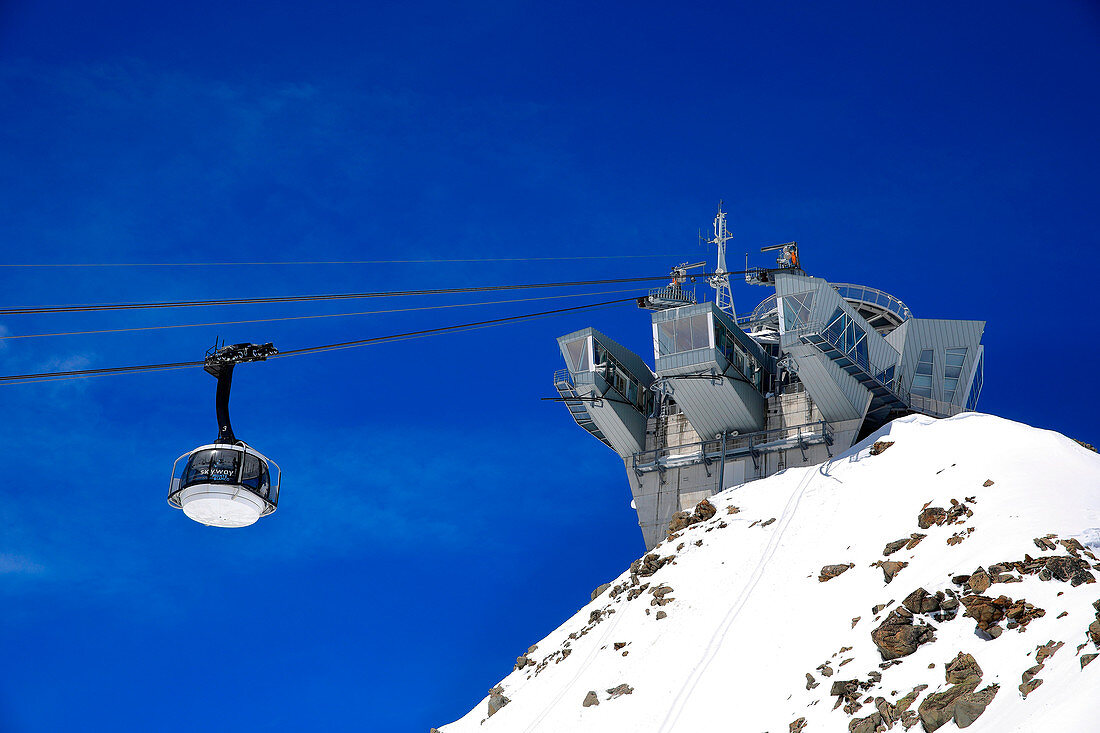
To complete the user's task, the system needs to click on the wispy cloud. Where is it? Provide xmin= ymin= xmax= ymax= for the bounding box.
xmin=0 ymin=553 xmax=46 ymax=576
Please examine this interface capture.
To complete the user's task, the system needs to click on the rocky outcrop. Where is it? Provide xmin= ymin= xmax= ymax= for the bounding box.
xmin=917 ymin=653 xmax=996 ymax=732
xmin=959 ymin=594 xmax=1045 ymax=635
xmin=872 ymin=560 xmax=908 ymax=584
xmin=883 ymin=533 xmax=928 ymax=557
xmin=871 ymin=607 xmax=936 ymax=660
xmin=631 ymin=553 xmax=674 ymax=578
xmin=918 ymin=506 xmax=948 ymax=529
xmin=488 ymin=685 xmax=510 ymax=717
xmin=869 ymin=440 xmax=895 ymax=455
xmin=590 ymin=583 xmax=611 ymax=601
xmin=667 ymin=498 xmax=718 ymax=536
xmin=606 ymin=683 xmax=633 ymax=699
xmin=582 ymin=690 xmax=599 ymax=707
xmin=820 ymin=563 xmax=855 ymax=582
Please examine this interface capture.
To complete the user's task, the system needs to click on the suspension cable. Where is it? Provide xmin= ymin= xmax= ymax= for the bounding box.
xmin=0 ymin=275 xmax=678 ymax=317
xmin=0 ymin=297 xmax=639 ymax=385
xmin=0 ymin=287 xmax=644 ymax=341
xmin=0 ymin=254 xmax=683 ymax=268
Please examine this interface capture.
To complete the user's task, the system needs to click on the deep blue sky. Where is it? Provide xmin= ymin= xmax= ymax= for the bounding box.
xmin=1 ymin=2 xmax=1097 ymax=731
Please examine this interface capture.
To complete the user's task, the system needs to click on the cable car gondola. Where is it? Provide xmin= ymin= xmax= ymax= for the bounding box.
xmin=168 ymin=342 xmax=280 ymax=527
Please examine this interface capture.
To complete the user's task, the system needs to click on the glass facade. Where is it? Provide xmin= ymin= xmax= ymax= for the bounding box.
xmin=714 ymin=316 xmax=765 ymax=390
xmin=822 ymin=306 xmax=870 ymax=371
xmin=912 ymin=349 xmax=934 ymax=398
xmin=966 ymin=352 xmax=984 ymax=411
xmin=656 ymin=313 xmax=712 ymax=356
xmin=593 ymin=340 xmax=653 ymax=415
xmin=943 ymin=347 xmax=967 ymax=403
xmin=780 ymin=291 xmax=814 ymax=330
xmin=564 ymin=337 xmax=590 ymax=372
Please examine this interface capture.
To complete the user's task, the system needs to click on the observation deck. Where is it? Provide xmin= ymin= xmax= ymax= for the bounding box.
xmin=747 ymin=283 xmax=912 ymax=335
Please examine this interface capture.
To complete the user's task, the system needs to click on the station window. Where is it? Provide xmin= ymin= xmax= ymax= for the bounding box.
xmin=780 ymin=291 xmax=814 ymax=330
xmin=966 ymin=353 xmax=984 ymax=411
xmin=823 ymin=306 xmax=869 ymax=371
xmin=657 ymin=312 xmax=712 ymax=356
xmin=943 ymin=348 xmax=967 ymax=403
xmin=713 ymin=317 xmax=765 ymax=391
xmin=564 ymin=337 xmax=590 ymax=372
xmin=912 ymin=349 xmax=934 ymax=398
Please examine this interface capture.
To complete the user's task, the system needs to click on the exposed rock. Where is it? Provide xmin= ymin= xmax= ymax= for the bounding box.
xmin=954 ymin=684 xmax=999 ymax=727
xmin=656 ymin=610 xmax=667 ymax=620
xmin=590 ymin=583 xmax=611 ymax=601
xmin=790 ymin=717 xmax=807 ymax=733
xmin=613 ymin=642 xmax=627 ymax=650
xmin=969 ymin=567 xmax=991 ymax=593
xmin=488 ymin=686 xmax=511 ymax=717
xmin=667 ymin=499 xmax=717 ymax=536
xmin=1021 ymin=663 xmax=1043 ymax=684
xmin=805 ymin=672 xmax=819 ymax=690
xmin=945 ymin=499 xmax=972 ymax=524
xmin=895 ymin=686 xmax=924 ymax=713
xmin=983 ymin=479 xmax=995 ymax=487
xmin=1074 ymin=439 xmax=1098 ymax=453
xmin=667 ymin=511 xmax=695 ymax=534
xmin=872 ymin=560 xmax=908 ymax=584
xmin=902 ymin=587 xmax=943 ymax=615
xmin=830 ymin=679 xmax=862 ymax=708
xmin=944 ymin=652 xmax=983 ymax=684
xmin=726 ymin=505 xmax=740 ymax=514
xmin=1035 ymin=640 xmax=1064 ymax=664
xmin=1081 ymin=653 xmax=1098 ymax=669
xmin=960 ymin=594 xmax=1007 ymax=632
xmin=694 ymin=498 xmax=716 ymax=521
xmin=1089 ymin=619 xmax=1100 ymax=645
xmin=761 ymin=517 xmax=776 ymax=528
xmin=514 ymin=654 xmax=533 ymax=670
xmin=918 ymin=506 xmax=948 ymax=529
xmin=852 ymin=616 xmax=861 ymax=628
xmin=819 ymin=563 xmax=855 ymax=582
xmin=582 ymin=690 xmax=599 ymax=707
xmin=871 ymin=608 xmax=936 ymax=660
xmin=848 ymin=711 xmax=882 ymax=733
xmin=1034 ymin=536 xmax=1058 ymax=552
xmin=1019 ymin=678 xmax=1043 ymax=698
xmin=631 ymin=553 xmax=673 ymax=578
xmin=883 ymin=538 xmax=910 ymax=555
xmin=870 ymin=440 xmax=895 ymax=455
xmin=918 ymin=676 xmax=981 ymax=731
xmin=906 ymin=533 xmax=927 ymax=550
xmin=606 ymin=683 xmax=633 ymax=699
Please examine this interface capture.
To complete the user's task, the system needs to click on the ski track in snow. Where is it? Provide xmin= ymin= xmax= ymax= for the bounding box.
xmin=657 ymin=462 xmax=818 ymax=732
xmin=524 ymin=594 xmax=630 ymax=732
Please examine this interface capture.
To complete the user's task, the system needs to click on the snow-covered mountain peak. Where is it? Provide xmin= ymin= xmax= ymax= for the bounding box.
xmin=438 ymin=413 xmax=1100 ymax=733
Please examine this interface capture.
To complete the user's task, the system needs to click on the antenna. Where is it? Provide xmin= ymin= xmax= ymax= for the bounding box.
xmin=706 ymin=202 xmax=736 ymax=317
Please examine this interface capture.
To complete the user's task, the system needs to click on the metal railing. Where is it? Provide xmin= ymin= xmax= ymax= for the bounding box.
xmin=646 ymin=285 xmax=697 ymax=306
xmin=631 ymin=420 xmax=833 ymax=474
xmin=746 ymin=283 xmax=912 ymax=327
xmin=908 ymin=394 xmax=966 ymax=418
xmin=783 ymin=323 xmax=906 ymax=398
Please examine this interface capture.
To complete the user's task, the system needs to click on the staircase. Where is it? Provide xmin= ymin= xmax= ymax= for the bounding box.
xmin=797 ymin=331 xmax=907 ymax=422
xmin=554 ymin=369 xmax=613 ymax=449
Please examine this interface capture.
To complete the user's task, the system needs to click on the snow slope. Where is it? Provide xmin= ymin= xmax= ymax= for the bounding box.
xmin=438 ymin=413 xmax=1100 ymax=732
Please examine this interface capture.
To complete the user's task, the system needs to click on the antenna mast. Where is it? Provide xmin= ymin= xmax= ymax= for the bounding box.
xmin=706 ymin=202 xmax=736 ymax=318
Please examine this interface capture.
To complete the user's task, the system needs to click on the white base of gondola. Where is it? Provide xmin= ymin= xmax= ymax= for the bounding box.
xmin=178 ymin=484 xmax=265 ymax=528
